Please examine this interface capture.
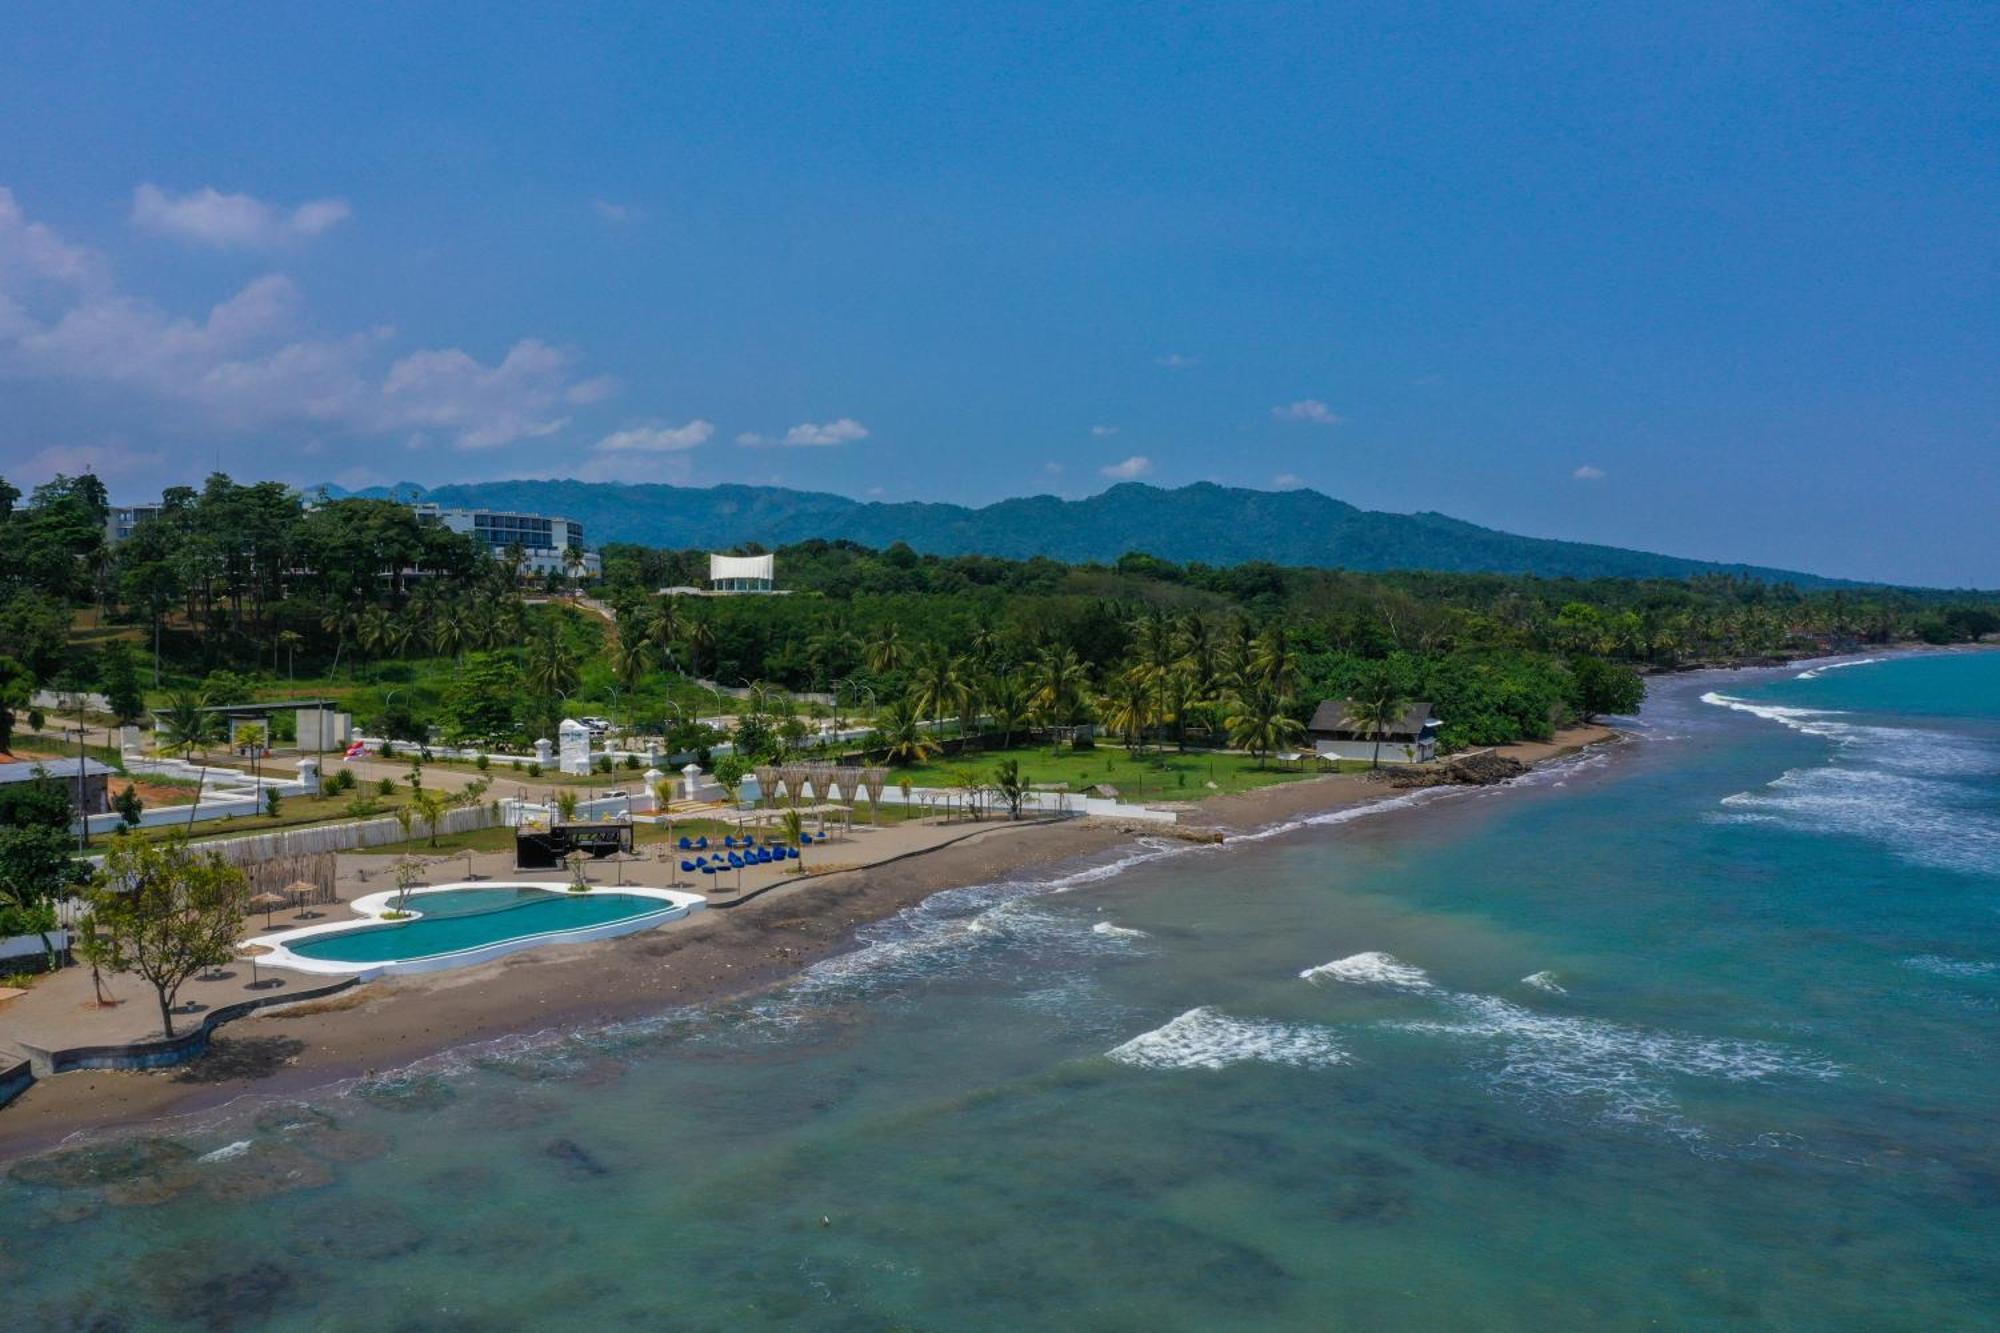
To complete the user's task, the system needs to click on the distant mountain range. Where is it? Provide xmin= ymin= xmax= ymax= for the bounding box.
xmin=319 ymin=478 xmax=1851 ymax=587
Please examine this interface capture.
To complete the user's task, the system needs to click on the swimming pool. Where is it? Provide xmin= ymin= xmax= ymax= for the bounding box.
xmin=253 ymin=882 xmax=705 ymax=977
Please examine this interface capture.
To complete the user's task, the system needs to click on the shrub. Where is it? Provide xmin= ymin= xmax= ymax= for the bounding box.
xmin=378 ymin=777 xmax=396 ymax=797
xmin=329 ymin=768 xmax=358 ymax=793
xmin=380 ymin=740 xmax=396 ymax=759
xmin=263 ymin=788 xmax=283 ymax=818
xmin=621 ymin=754 xmax=641 ymax=771
xmin=475 ymin=754 xmax=490 ymax=771
xmin=592 ymin=754 xmax=613 ymax=774
xmin=510 ymin=759 xmax=522 ymax=771
xmin=113 ymin=783 xmax=144 ymax=828
xmin=527 ymin=760 xmax=542 ymax=778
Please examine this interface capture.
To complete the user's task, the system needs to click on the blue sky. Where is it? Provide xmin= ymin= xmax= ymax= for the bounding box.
xmin=0 ymin=3 xmax=1993 ymax=585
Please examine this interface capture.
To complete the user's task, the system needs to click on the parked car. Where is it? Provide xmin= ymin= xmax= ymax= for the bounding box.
xmin=581 ymin=716 xmax=612 ymax=735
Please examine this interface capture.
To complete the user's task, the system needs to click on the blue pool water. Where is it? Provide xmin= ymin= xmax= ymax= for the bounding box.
xmin=288 ymin=888 xmax=675 ymax=964
xmin=6 ymin=650 xmax=1998 ymax=1328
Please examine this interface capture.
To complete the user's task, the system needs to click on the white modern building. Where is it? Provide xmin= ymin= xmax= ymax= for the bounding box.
xmin=708 ymin=552 xmax=777 ymax=593
xmin=413 ymin=503 xmax=600 ymax=578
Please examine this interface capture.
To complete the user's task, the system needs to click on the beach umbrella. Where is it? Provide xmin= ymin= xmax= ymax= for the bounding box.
xmin=248 ymin=890 xmax=290 ymax=927
xmin=238 ymin=943 xmax=274 ymax=989
xmin=282 ymin=879 xmax=323 ymax=920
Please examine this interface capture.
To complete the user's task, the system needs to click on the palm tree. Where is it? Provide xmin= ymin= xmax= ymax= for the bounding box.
xmin=1222 ymin=684 xmax=1303 ymax=769
xmin=429 ymin=601 xmax=472 ymax=666
xmin=681 ymin=610 xmax=716 ymax=679
xmin=1250 ymin=623 xmax=1301 ymax=697
xmin=984 ymin=671 xmax=1030 ymax=748
xmin=156 ymin=688 xmax=224 ymax=827
xmin=320 ymin=605 xmax=360 ymax=676
xmin=525 ymin=628 xmax=582 ymax=699
xmin=1027 ymin=644 xmax=1090 ymax=729
xmin=356 ymin=606 xmax=393 ymax=664
xmin=872 ymin=698 xmax=939 ymax=766
xmin=908 ymin=644 xmax=967 ymax=734
xmin=647 ymin=600 xmax=685 ymax=669
xmin=1344 ymin=670 xmax=1410 ymax=769
xmin=275 ymin=629 xmax=304 ymax=680
xmin=1175 ymin=612 xmax=1217 ymax=693
xmin=865 ymin=623 xmax=905 ymax=675
xmin=607 ymin=628 xmax=654 ymax=693
xmin=1101 ymin=670 xmax=1153 ymax=754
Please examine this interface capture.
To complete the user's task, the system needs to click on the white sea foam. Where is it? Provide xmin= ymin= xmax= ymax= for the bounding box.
xmin=1795 ymin=657 xmax=1886 ymax=680
xmin=1703 ymin=689 xmax=2000 ymax=876
xmin=1522 ymin=970 xmax=1567 ymax=994
xmin=1105 ymin=1007 xmax=1348 ymax=1071
xmin=1903 ymin=955 xmax=1999 ymax=979
xmin=198 ymin=1139 xmax=252 ymax=1163
xmin=1302 ymin=949 xmax=1839 ymax=1137
xmin=1091 ymin=920 xmax=1149 ymax=939
xmin=1299 ymin=951 xmax=1435 ymax=990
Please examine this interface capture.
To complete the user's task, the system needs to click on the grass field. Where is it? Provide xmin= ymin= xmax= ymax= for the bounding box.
xmin=887 ymin=744 xmax=1324 ymax=802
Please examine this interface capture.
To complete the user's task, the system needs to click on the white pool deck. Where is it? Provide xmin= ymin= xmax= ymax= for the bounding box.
xmin=245 ymin=881 xmax=707 ymax=979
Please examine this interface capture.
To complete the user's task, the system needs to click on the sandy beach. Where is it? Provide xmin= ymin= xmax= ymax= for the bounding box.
xmin=0 ymin=726 xmax=1615 ymax=1158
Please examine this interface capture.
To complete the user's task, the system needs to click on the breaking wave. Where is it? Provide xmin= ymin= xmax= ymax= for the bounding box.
xmin=1300 ymin=951 xmax=1435 ymax=990
xmin=1794 ymin=657 xmax=1886 ymax=680
xmin=1091 ymin=921 xmax=1149 ymax=939
xmin=1522 ymin=970 xmax=1567 ymax=994
xmin=1105 ymin=1007 xmax=1348 ymax=1071
xmin=1703 ymin=690 xmax=2000 ymax=876
xmin=1304 ymin=950 xmax=1839 ymax=1137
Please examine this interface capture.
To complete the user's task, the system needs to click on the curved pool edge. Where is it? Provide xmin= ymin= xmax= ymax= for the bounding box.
xmin=244 ymin=881 xmax=707 ymax=978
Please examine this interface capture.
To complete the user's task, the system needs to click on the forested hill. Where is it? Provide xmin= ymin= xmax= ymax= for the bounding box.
xmin=325 ymin=478 xmax=1848 ymax=586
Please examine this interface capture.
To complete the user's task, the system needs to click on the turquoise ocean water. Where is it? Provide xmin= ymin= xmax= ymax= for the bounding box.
xmin=6 ymin=651 xmax=1997 ymax=1328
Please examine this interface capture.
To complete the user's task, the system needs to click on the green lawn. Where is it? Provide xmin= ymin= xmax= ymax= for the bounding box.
xmin=889 ymin=744 xmax=1320 ymax=802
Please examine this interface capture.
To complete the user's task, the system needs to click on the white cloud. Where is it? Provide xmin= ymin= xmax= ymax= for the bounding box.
xmin=734 ymin=431 xmax=769 ymax=446
xmin=1100 ymin=455 xmax=1153 ymax=480
xmin=1090 ymin=424 xmax=1119 ymax=436
xmin=1272 ymin=398 xmax=1339 ymax=425
xmin=781 ymin=418 xmax=869 ymax=447
xmin=1573 ymin=465 xmax=1606 ymax=481
xmin=1273 ymin=472 xmax=1304 ymax=489
xmin=131 ymin=184 xmax=351 ymax=249
xmin=1042 ymin=461 xmax=1065 ymax=476
xmin=593 ymin=420 xmax=713 ymax=453
xmin=377 ymin=339 xmax=577 ymax=450
xmin=0 ymin=192 xmax=594 ymax=453
xmin=1155 ymin=352 xmax=1199 ymax=369
xmin=566 ymin=375 xmax=618 ymax=404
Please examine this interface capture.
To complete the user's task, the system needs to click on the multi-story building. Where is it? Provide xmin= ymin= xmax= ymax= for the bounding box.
xmin=412 ymin=503 xmax=601 ymax=578
xmin=104 ymin=503 xmax=165 ymax=543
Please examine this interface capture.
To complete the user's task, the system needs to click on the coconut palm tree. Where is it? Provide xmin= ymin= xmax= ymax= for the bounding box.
xmin=984 ymin=671 xmax=1030 ymax=748
xmin=156 ymin=688 xmax=224 ymax=828
xmin=872 ymin=698 xmax=939 ymax=766
xmin=865 ymin=623 xmax=905 ymax=675
xmin=275 ymin=629 xmax=304 ymax=681
xmin=647 ymin=600 xmax=685 ymax=669
xmin=1344 ymin=670 xmax=1410 ymax=769
xmin=681 ymin=609 xmax=716 ymax=679
xmin=1250 ymin=623 xmax=1301 ymax=697
xmin=1027 ymin=644 xmax=1091 ymax=743
xmin=356 ymin=606 xmax=393 ymax=664
xmin=907 ymin=643 xmax=967 ymax=734
xmin=1222 ymin=684 xmax=1303 ymax=769
xmin=607 ymin=628 xmax=654 ymax=693
xmin=525 ymin=628 xmax=581 ymax=699
xmin=1101 ymin=671 xmax=1153 ymax=754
